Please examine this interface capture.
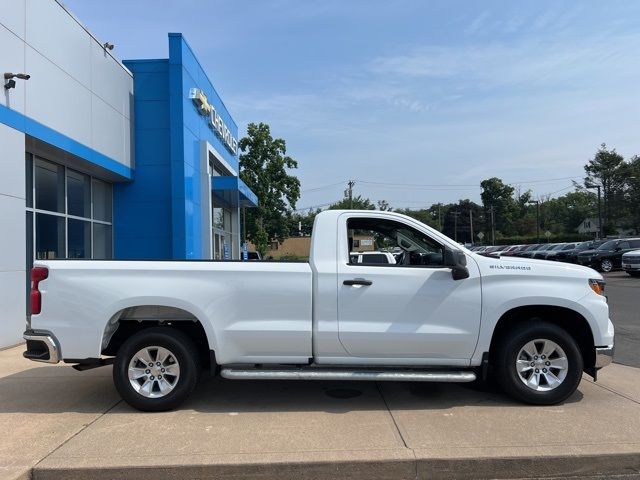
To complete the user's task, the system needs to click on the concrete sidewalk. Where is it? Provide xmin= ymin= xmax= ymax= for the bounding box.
xmin=1 ymin=346 xmax=640 ymax=480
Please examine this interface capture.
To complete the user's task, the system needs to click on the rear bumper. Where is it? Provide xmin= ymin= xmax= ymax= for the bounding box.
xmin=23 ymin=330 xmax=60 ymax=364
xmin=595 ymin=345 xmax=614 ymax=369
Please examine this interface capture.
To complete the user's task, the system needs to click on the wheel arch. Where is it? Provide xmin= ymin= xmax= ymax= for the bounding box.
xmin=489 ymin=305 xmax=595 ymax=373
xmin=101 ymin=301 xmax=216 ymax=370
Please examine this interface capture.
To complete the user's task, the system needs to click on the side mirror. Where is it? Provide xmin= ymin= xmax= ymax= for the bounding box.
xmin=444 ymin=247 xmax=469 ymax=280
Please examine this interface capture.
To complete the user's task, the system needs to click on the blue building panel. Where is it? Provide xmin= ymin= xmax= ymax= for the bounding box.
xmin=113 ymin=33 xmax=257 ymax=260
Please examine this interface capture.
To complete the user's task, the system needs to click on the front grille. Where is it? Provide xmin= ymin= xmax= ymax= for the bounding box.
xmin=623 ymin=256 xmax=640 ymax=263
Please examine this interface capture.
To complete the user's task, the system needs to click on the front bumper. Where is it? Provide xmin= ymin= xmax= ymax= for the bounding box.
xmin=622 ymin=264 xmax=640 ymax=272
xmin=23 ymin=330 xmax=61 ymax=364
xmin=577 ymin=257 xmax=595 ymax=267
xmin=595 ymin=345 xmax=614 ymax=369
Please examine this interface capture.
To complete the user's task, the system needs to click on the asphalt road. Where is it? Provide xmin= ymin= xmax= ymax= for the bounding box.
xmin=605 ymin=271 xmax=640 ymax=367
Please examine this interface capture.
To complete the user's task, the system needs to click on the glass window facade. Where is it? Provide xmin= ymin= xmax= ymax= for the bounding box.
xmin=25 ymin=153 xmax=113 ymax=261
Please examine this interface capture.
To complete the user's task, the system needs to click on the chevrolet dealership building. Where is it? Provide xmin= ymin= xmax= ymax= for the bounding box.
xmin=0 ymin=1 xmax=258 ymax=346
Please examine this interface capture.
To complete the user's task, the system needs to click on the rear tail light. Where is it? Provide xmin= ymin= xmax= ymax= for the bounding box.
xmin=30 ymin=266 xmax=48 ymax=315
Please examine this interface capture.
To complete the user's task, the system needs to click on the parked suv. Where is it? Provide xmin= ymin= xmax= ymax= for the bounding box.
xmin=622 ymin=250 xmax=640 ymax=277
xmin=545 ymin=243 xmax=577 ymax=261
xmin=519 ymin=244 xmax=546 ymax=258
xmin=577 ymin=238 xmax=640 ymax=272
xmin=555 ymin=240 xmax=605 ymax=264
xmin=532 ymin=243 xmax=562 ymax=260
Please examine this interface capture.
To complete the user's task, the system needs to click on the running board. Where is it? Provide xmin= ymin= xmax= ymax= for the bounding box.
xmin=220 ymin=368 xmax=476 ymax=383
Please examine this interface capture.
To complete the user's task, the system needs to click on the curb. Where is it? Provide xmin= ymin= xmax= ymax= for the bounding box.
xmin=31 ymin=451 xmax=640 ymax=480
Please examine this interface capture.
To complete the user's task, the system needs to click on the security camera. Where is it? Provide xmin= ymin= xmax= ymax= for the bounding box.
xmin=3 ymin=72 xmax=30 ymax=90
xmin=103 ymin=42 xmax=115 ymax=51
xmin=4 ymin=72 xmax=30 ymax=80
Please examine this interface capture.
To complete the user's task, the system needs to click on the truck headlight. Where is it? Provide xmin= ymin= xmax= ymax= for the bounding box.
xmin=589 ymin=278 xmax=606 ymax=296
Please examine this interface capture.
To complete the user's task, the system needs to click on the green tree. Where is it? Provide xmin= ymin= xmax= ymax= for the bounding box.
xmin=239 ymin=122 xmax=301 ymax=255
xmin=395 ymin=207 xmax=440 ymax=230
xmin=329 ymin=194 xmax=375 ymax=210
xmin=480 ymin=177 xmax=516 ymax=239
xmin=377 ymin=199 xmax=391 ymax=211
xmin=583 ymin=143 xmax=628 ymax=233
xmin=542 ymin=191 xmax=597 ymax=235
xmin=626 ymin=155 xmax=640 ymax=232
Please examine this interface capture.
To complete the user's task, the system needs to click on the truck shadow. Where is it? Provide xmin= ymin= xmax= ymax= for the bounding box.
xmin=0 ymin=366 xmax=583 ymax=415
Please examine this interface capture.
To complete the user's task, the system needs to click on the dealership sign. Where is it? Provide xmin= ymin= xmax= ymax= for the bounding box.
xmin=189 ymin=88 xmax=238 ymax=155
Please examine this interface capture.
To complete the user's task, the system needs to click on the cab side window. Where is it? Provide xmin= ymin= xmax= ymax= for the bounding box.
xmin=347 ymin=217 xmax=444 ymax=267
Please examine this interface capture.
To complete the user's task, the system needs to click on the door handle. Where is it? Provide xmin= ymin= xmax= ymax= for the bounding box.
xmin=343 ymin=278 xmax=373 ymax=286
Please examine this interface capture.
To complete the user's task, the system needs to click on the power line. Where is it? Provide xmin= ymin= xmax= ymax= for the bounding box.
xmin=300 ymin=175 xmax=584 ymax=192
xmin=301 ymin=181 xmax=348 ymax=193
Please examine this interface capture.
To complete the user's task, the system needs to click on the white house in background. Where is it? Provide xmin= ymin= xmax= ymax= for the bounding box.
xmin=577 ymin=218 xmax=600 ymax=235
xmin=577 ymin=217 xmax=637 ymax=237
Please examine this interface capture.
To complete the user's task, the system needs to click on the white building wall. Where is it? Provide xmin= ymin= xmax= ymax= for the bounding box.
xmin=0 ymin=0 xmax=134 ymax=347
xmin=0 ymin=125 xmax=26 ymax=347
xmin=1 ymin=0 xmax=133 ymax=169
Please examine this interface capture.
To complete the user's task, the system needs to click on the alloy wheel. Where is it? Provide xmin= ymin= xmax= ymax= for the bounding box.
xmin=515 ymin=339 xmax=568 ymax=392
xmin=128 ymin=346 xmax=181 ymax=398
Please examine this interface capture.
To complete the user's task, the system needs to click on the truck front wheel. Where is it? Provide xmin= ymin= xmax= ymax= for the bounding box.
xmin=113 ymin=327 xmax=200 ymax=411
xmin=494 ymin=321 xmax=583 ymax=405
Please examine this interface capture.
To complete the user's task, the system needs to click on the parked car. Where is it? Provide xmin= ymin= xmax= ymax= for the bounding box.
xmin=518 ymin=244 xmax=546 ymax=258
xmin=503 ymin=244 xmax=530 ymax=257
xmin=483 ymin=245 xmax=511 ymax=257
xmin=532 ymin=243 xmax=563 ymax=260
xmin=350 ymin=251 xmax=396 ymax=265
xmin=555 ymin=240 xmax=605 ymax=264
xmin=622 ymin=250 xmax=640 ymax=277
xmin=24 ymin=210 xmax=614 ymax=411
xmin=246 ymin=251 xmax=262 ymax=261
xmin=545 ymin=243 xmax=577 ymax=261
xmin=576 ymin=238 xmax=640 ymax=272
xmin=499 ymin=245 xmax=524 ymax=257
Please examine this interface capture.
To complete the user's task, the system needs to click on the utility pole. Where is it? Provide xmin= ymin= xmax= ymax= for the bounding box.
xmin=469 ymin=210 xmax=474 ymax=245
xmin=528 ymin=200 xmax=540 ymax=243
xmin=346 ymin=180 xmax=355 ymax=209
xmin=489 ymin=205 xmax=496 ymax=245
xmin=586 ymin=183 xmax=602 ymax=239
xmin=452 ymin=210 xmax=461 ymax=243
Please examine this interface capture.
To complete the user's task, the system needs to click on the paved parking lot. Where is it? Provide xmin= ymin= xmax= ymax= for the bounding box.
xmin=1 ymin=346 xmax=640 ymax=480
xmin=604 ymin=272 xmax=640 ymax=367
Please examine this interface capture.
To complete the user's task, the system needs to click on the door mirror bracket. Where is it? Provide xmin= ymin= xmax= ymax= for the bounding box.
xmin=444 ymin=247 xmax=469 ymax=280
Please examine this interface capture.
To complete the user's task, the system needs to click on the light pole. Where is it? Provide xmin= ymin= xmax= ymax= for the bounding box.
xmin=528 ymin=200 xmax=540 ymax=243
xmin=489 ymin=205 xmax=496 ymax=245
xmin=451 ymin=210 xmax=460 ymax=243
xmin=585 ymin=183 xmax=602 ymax=239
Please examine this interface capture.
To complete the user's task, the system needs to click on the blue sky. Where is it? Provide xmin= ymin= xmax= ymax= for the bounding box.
xmin=65 ymin=0 xmax=640 ymax=210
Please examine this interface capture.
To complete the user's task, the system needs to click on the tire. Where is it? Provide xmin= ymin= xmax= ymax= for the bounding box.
xmin=113 ymin=327 xmax=201 ymax=411
xmin=628 ymin=272 xmax=640 ymax=278
xmin=600 ymin=259 xmax=613 ymax=273
xmin=494 ymin=321 xmax=583 ymax=405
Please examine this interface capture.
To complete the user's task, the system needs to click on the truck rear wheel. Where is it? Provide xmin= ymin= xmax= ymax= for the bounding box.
xmin=494 ymin=321 xmax=583 ymax=405
xmin=113 ymin=327 xmax=200 ymax=411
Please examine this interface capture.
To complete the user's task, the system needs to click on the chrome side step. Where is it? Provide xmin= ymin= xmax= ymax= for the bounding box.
xmin=220 ymin=368 xmax=476 ymax=383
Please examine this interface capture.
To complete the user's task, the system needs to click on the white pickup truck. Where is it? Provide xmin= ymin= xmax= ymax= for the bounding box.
xmin=24 ymin=210 xmax=614 ymax=411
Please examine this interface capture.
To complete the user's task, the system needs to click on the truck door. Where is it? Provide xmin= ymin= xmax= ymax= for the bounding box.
xmin=337 ymin=214 xmax=482 ymax=363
